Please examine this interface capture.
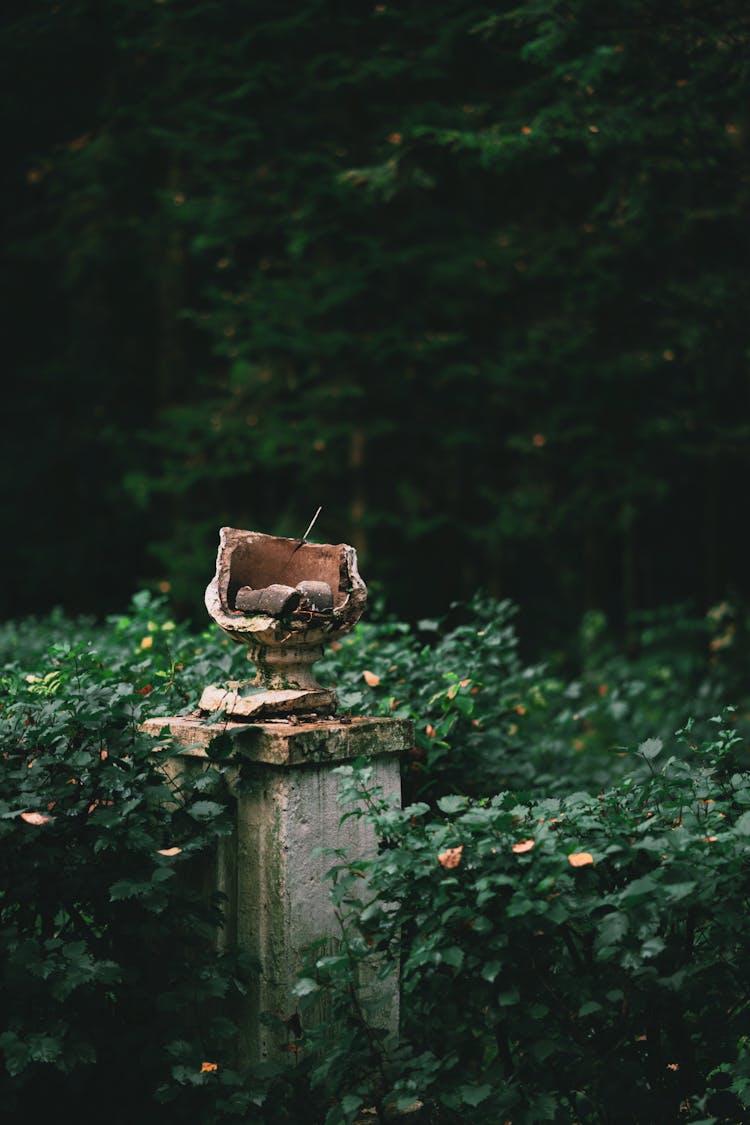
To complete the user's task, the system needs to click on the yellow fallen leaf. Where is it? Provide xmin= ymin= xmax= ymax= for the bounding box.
xmin=140 ymin=636 xmax=153 ymax=650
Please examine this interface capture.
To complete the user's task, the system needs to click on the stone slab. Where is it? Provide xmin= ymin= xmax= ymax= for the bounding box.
xmin=198 ymin=683 xmax=336 ymax=719
xmin=142 ymin=713 xmax=412 ymax=767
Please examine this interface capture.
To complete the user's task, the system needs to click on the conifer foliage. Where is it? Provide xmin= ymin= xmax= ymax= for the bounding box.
xmin=4 ymin=0 xmax=750 ymax=627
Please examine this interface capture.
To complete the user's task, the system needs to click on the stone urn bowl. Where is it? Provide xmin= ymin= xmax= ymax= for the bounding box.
xmin=200 ymin=527 xmax=367 ymax=719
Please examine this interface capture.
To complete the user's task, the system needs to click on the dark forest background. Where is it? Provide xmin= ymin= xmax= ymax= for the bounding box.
xmin=3 ymin=0 xmax=750 ymax=646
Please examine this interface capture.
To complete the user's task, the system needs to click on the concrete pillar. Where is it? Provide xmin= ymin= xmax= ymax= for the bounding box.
xmin=142 ymin=715 xmax=410 ymax=1068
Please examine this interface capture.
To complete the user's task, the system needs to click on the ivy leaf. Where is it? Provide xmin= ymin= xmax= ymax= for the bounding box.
xmin=664 ymin=881 xmax=696 ymax=901
xmin=188 ymin=800 xmax=225 ymax=820
xmin=529 ymin=1092 xmax=559 ymax=1120
xmin=341 ymin=1094 xmax=364 ymax=1116
xmin=0 ymin=1032 xmax=30 ymax=1076
xmin=440 ymin=946 xmax=465 ymax=969
xmin=641 ymin=936 xmax=665 ymax=959
xmin=481 ymin=960 xmax=501 ymax=983
xmin=110 ymin=878 xmax=150 ymax=901
xmin=28 ymin=1035 xmax=62 ymax=1064
xmin=734 ymin=811 xmax=750 ymax=836
xmin=293 ymin=978 xmax=319 ymax=997
xmin=459 ymin=1083 xmax=492 ymax=1107
xmin=206 ymin=732 xmax=234 ymax=761
xmin=639 ymin=738 xmax=663 ymax=760
xmin=437 ymin=795 xmax=470 ymax=814
xmin=621 ymin=875 xmax=658 ymax=901
xmin=597 ymin=911 xmax=629 ymax=945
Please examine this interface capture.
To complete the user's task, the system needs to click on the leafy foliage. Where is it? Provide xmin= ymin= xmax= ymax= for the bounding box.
xmin=299 ymin=719 xmax=750 ymax=1123
xmin=320 ymin=595 xmax=750 ymax=803
xmin=3 ymin=591 xmax=750 ymax=1122
xmin=0 ymin=594 xmax=259 ymax=1123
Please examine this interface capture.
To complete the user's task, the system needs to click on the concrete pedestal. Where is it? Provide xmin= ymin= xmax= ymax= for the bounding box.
xmin=142 ymin=715 xmax=410 ymax=1067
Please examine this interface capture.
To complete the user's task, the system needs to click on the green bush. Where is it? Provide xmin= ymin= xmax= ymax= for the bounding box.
xmin=299 ymin=718 xmax=750 ymax=1123
xmin=320 ymin=595 xmax=750 ymax=802
xmin=2 ymin=591 xmax=750 ymax=1123
xmin=0 ymin=595 xmax=259 ymax=1123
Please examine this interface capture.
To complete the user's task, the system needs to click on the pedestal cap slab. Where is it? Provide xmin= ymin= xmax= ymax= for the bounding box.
xmin=142 ymin=714 xmax=412 ymax=768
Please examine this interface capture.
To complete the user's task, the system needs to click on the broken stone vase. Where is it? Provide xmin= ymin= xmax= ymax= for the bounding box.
xmin=200 ymin=527 xmax=367 ymax=719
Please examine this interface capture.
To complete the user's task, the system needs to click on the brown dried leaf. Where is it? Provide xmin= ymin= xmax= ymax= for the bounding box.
xmin=568 ymin=852 xmax=594 ymax=867
xmin=363 ymin=670 xmax=380 ymax=688
xmin=438 ymin=845 xmax=463 ymax=869
xmin=512 ymin=839 xmax=535 ymax=854
xmin=20 ymin=811 xmax=52 ymax=826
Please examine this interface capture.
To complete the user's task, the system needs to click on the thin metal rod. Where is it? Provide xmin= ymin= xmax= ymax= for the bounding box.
xmin=300 ymin=505 xmax=322 ymax=544
xmin=278 ymin=506 xmax=323 ymax=579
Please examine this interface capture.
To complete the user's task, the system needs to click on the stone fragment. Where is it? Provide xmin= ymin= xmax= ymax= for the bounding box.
xmin=199 ymin=683 xmax=335 ymax=719
xmin=235 ymin=583 xmax=301 ymax=616
xmin=296 ymin=579 xmax=334 ymax=612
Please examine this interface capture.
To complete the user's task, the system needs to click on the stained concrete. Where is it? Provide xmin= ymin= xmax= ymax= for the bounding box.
xmin=142 ymin=714 xmax=410 ymax=1067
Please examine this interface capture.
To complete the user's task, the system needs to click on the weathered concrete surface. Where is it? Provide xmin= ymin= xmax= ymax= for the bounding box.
xmin=143 ymin=714 xmax=411 ymax=766
xmin=143 ymin=715 xmax=410 ymax=1067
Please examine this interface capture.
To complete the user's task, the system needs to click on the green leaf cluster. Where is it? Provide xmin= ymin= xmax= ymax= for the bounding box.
xmin=301 ymin=720 xmax=750 ymax=1122
xmin=4 ymin=590 xmax=750 ymax=1122
xmin=0 ymin=596 xmax=258 ymax=1123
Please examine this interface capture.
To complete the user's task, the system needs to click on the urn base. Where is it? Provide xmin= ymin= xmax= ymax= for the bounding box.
xmin=199 ymin=682 xmax=336 ymax=720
